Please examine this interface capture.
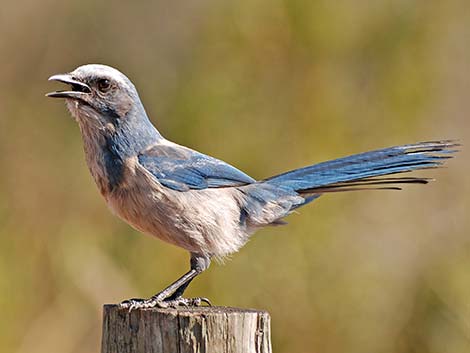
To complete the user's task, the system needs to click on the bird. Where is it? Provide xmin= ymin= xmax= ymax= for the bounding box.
xmin=47 ymin=64 xmax=457 ymax=310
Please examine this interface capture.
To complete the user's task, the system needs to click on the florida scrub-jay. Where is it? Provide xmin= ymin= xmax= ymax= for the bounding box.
xmin=47 ymin=64 xmax=457 ymax=310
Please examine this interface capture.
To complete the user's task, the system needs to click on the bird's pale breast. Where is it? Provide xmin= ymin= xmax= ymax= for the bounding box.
xmin=105 ymin=157 xmax=251 ymax=258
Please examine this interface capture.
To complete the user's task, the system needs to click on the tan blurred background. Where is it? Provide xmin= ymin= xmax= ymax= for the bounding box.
xmin=0 ymin=1 xmax=468 ymax=352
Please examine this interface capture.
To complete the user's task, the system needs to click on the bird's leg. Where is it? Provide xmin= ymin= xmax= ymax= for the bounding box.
xmin=120 ymin=253 xmax=211 ymax=310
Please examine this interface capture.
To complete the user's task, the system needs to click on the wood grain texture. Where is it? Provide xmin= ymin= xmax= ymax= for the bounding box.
xmin=101 ymin=305 xmax=272 ymax=353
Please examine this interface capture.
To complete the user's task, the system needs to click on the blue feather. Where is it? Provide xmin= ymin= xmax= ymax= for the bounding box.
xmin=264 ymin=141 xmax=458 ymax=192
xmin=138 ymin=143 xmax=255 ymax=191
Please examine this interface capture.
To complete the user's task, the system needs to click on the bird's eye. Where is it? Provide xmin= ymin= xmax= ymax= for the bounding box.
xmin=97 ymin=79 xmax=111 ymax=92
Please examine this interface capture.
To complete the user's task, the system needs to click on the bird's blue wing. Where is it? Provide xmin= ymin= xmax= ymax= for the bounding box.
xmin=138 ymin=142 xmax=256 ymax=191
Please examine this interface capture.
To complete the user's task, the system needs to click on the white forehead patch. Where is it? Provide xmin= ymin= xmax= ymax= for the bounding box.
xmin=71 ymin=64 xmax=132 ymax=89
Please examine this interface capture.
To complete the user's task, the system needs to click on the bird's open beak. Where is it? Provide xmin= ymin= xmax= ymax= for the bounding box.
xmin=46 ymin=73 xmax=91 ymax=99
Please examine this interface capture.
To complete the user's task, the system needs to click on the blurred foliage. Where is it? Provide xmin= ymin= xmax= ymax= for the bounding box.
xmin=0 ymin=1 xmax=468 ymax=352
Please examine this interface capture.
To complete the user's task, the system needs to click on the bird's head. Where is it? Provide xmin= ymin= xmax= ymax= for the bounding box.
xmin=47 ymin=64 xmax=145 ymax=128
xmin=47 ymin=64 xmax=161 ymax=156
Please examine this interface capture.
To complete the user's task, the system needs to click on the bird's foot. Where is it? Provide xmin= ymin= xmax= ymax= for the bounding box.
xmin=119 ymin=296 xmax=211 ymax=311
xmin=157 ymin=296 xmax=211 ymax=308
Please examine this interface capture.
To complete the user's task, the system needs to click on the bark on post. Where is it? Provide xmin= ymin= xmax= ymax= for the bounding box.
xmin=101 ymin=305 xmax=272 ymax=353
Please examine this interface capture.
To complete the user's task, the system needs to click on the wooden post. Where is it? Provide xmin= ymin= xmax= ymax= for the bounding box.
xmin=101 ymin=305 xmax=272 ymax=353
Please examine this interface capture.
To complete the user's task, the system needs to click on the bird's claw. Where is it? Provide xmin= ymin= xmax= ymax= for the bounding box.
xmin=158 ymin=297 xmax=212 ymax=308
xmin=119 ymin=298 xmax=153 ymax=312
xmin=119 ymin=296 xmax=211 ymax=311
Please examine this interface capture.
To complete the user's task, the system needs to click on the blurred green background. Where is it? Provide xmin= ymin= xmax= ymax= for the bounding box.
xmin=0 ymin=1 xmax=468 ymax=352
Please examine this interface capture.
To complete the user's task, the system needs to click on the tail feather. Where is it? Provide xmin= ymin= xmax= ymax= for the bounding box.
xmin=305 ymin=176 xmax=431 ymax=193
xmin=264 ymin=140 xmax=459 ymax=193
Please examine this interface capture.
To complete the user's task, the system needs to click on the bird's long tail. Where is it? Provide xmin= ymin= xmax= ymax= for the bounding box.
xmin=264 ymin=140 xmax=459 ymax=195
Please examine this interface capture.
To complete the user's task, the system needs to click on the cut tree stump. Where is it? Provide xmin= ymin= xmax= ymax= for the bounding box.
xmin=101 ymin=305 xmax=272 ymax=353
